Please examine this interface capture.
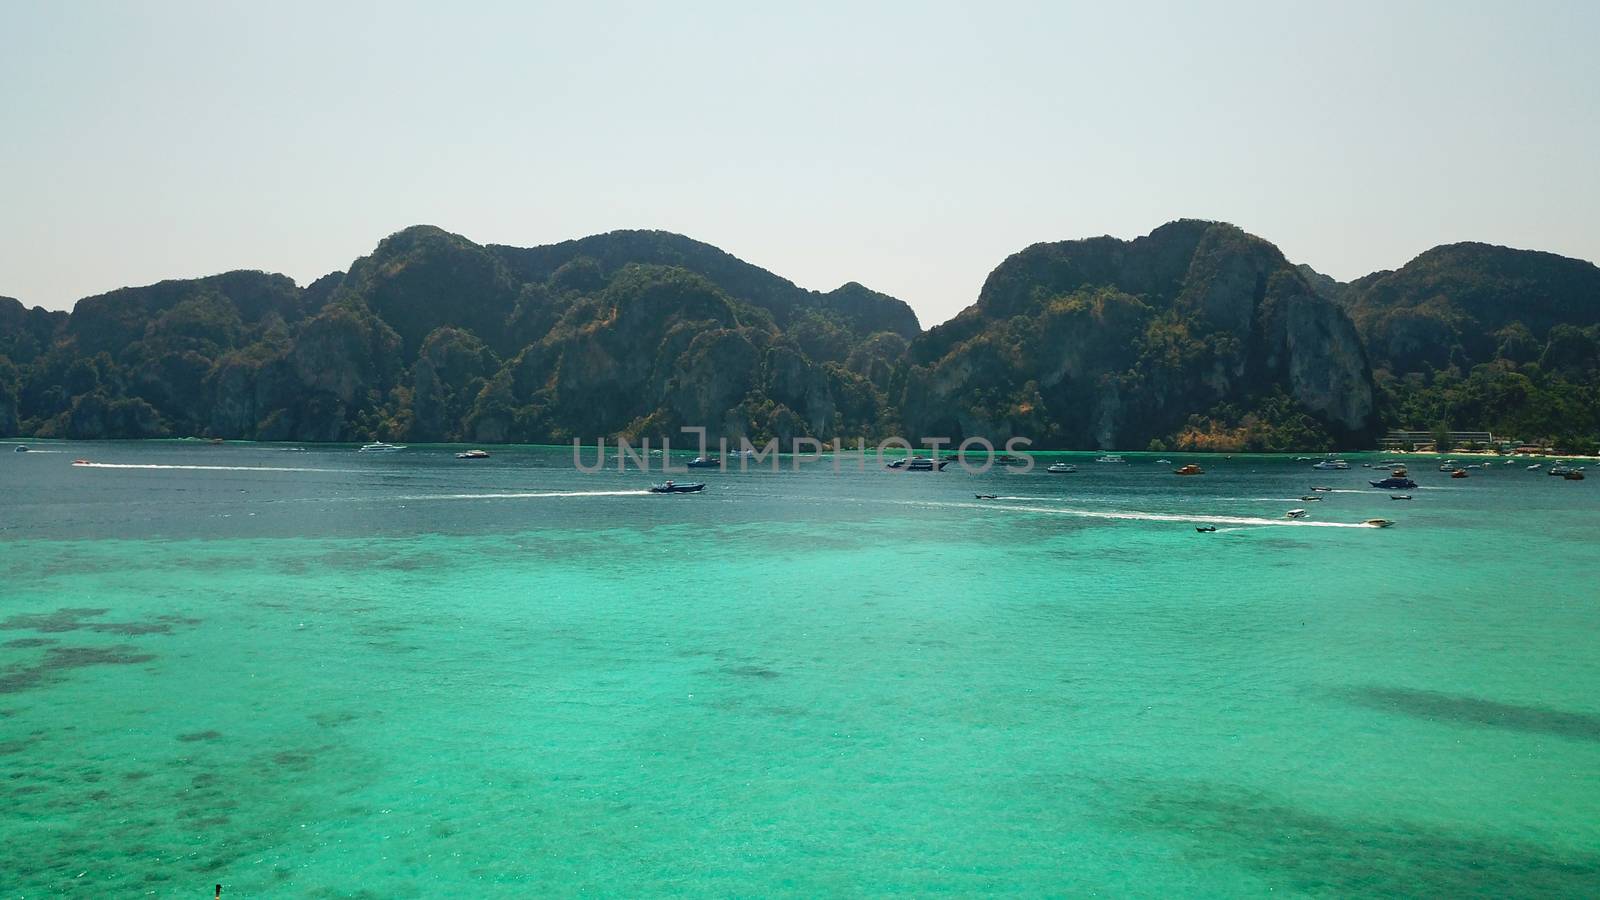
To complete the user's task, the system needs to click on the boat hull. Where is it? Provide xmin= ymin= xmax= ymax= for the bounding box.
xmin=649 ymin=483 xmax=706 ymax=493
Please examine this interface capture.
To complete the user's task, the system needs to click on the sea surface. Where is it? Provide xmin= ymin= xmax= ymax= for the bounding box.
xmin=2 ymin=441 xmax=1598 ymax=897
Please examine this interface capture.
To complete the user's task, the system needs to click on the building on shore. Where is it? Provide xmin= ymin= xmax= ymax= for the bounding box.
xmin=1380 ymin=430 xmax=1514 ymax=451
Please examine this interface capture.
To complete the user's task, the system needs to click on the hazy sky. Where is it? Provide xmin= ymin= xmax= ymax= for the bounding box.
xmin=3 ymin=1 xmax=1597 ymax=326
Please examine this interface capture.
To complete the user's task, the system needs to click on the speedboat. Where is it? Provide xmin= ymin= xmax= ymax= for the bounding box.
xmin=686 ymin=456 xmax=723 ymax=469
xmin=1310 ymin=486 xmax=1333 ymax=492
xmin=1094 ymin=454 xmax=1125 ymax=463
xmin=649 ymin=481 xmax=705 ymax=493
xmin=1565 ymin=470 xmax=1586 ymax=481
xmin=1156 ymin=458 xmax=1173 ymax=464
xmin=1285 ymin=508 xmax=1308 ymax=519
xmin=1364 ymin=519 xmax=1395 ymax=528
xmin=12 ymin=445 xmax=27 ymax=452
xmin=1300 ymin=495 xmax=1322 ymax=501
xmin=358 ymin=441 xmax=406 ymax=453
xmin=1390 ymin=494 xmax=1413 ymax=500
xmin=1526 ymin=464 xmax=1543 ymax=471
xmin=455 ymin=449 xmax=490 ymax=459
xmin=1370 ymin=476 xmax=1417 ymax=489
xmin=1195 ymin=525 xmax=1217 ymax=533
xmin=1311 ymin=458 xmax=1350 ymax=470
xmin=1438 ymin=461 xmax=1458 ymax=471
xmin=1046 ymin=462 xmax=1077 ymax=473
xmin=1450 ymin=469 xmax=1468 ymax=479
xmin=974 ymin=493 xmax=998 ymax=500
xmin=1174 ymin=464 xmax=1204 ymax=476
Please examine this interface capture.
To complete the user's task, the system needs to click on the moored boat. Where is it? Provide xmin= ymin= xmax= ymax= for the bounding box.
xmin=1565 ymin=470 xmax=1586 ymax=481
xmin=1046 ymin=462 xmax=1076 ymax=473
xmin=685 ymin=456 xmax=723 ymax=469
xmin=1094 ymin=454 xmax=1125 ymax=463
xmin=1312 ymin=458 xmax=1350 ymax=470
xmin=455 ymin=449 xmax=491 ymax=459
xmin=1174 ymin=464 xmax=1204 ymax=476
xmin=1450 ymin=468 xmax=1468 ymax=478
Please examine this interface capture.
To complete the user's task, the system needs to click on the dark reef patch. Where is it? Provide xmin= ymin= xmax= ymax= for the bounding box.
xmin=0 ymin=608 xmax=110 ymax=632
xmin=0 ymin=645 xmax=157 ymax=694
xmin=1340 ymin=685 xmax=1600 ymax=742
xmin=0 ymin=608 xmax=200 ymax=637
xmin=3 ymin=637 xmax=57 ymax=649
xmin=1116 ymin=780 xmax=1600 ymax=897
xmin=178 ymin=730 xmax=223 ymax=743
xmin=721 ymin=664 xmax=782 ymax=679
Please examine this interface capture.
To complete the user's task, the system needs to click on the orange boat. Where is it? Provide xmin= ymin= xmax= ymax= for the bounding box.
xmin=1451 ymin=468 xmax=1468 ymax=478
xmin=1174 ymin=464 xmax=1205 ymax=476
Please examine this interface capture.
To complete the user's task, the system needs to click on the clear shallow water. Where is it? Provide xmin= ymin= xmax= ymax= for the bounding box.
xmin=2 ymin=442 xmax=1598 ymax=896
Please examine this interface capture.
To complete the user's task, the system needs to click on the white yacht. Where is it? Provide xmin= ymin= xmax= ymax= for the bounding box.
xmin=358 ymin=441 xmax=407 ymax=453
xmin=1311 ymin=458 xmax=1350 ymax=470
xmin=1046 ymin=462 xmax=1077 ymax=473
xmin=1094 ymin=454 xmax=1125 ymax=463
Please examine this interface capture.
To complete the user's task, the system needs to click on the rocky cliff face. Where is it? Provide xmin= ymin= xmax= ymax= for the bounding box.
xmin=1 ymin=227 xmax=907 ymax=443
xmin=20 ymin=220 xmax=1542 ymax=449
xmin=901 ymin=221 xmax=1378 ymax=449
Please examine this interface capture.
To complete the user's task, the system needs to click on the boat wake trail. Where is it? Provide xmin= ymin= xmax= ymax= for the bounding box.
xmin=72 ymin=462 xmax=361 ymax=473
xmin=389 ymin=490 xmax=651 ymax=502
xmin=892 ymin=498 xmax=1378 ymax=528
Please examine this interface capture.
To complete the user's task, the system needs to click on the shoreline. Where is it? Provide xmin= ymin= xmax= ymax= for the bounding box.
xmin=7 ymin=438 xmax=1596 ymax=461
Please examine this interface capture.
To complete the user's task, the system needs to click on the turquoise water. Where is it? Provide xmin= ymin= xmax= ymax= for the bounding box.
xmin=2 ymin=443 xmax=1598 ymax=896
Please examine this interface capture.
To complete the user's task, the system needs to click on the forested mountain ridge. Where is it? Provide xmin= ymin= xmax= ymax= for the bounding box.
xmin=1304 ymin=243 xmax=1600 ymax=451
xmin=3 ymin=223 xmax=1597 ymax=450
xmin=0 ymin=227 xmax=915 ymax=444
xmin=900 ymin=221 xmax=1377 ymax=450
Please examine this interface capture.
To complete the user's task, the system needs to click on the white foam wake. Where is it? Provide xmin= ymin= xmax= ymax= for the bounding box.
xmin=389 ymin=490 xmax=651 ymax=501
xmin=72 ymin=462 xmax=360 ymax=474
xmin=896 ymin=498 xmax=1381 ymax=528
